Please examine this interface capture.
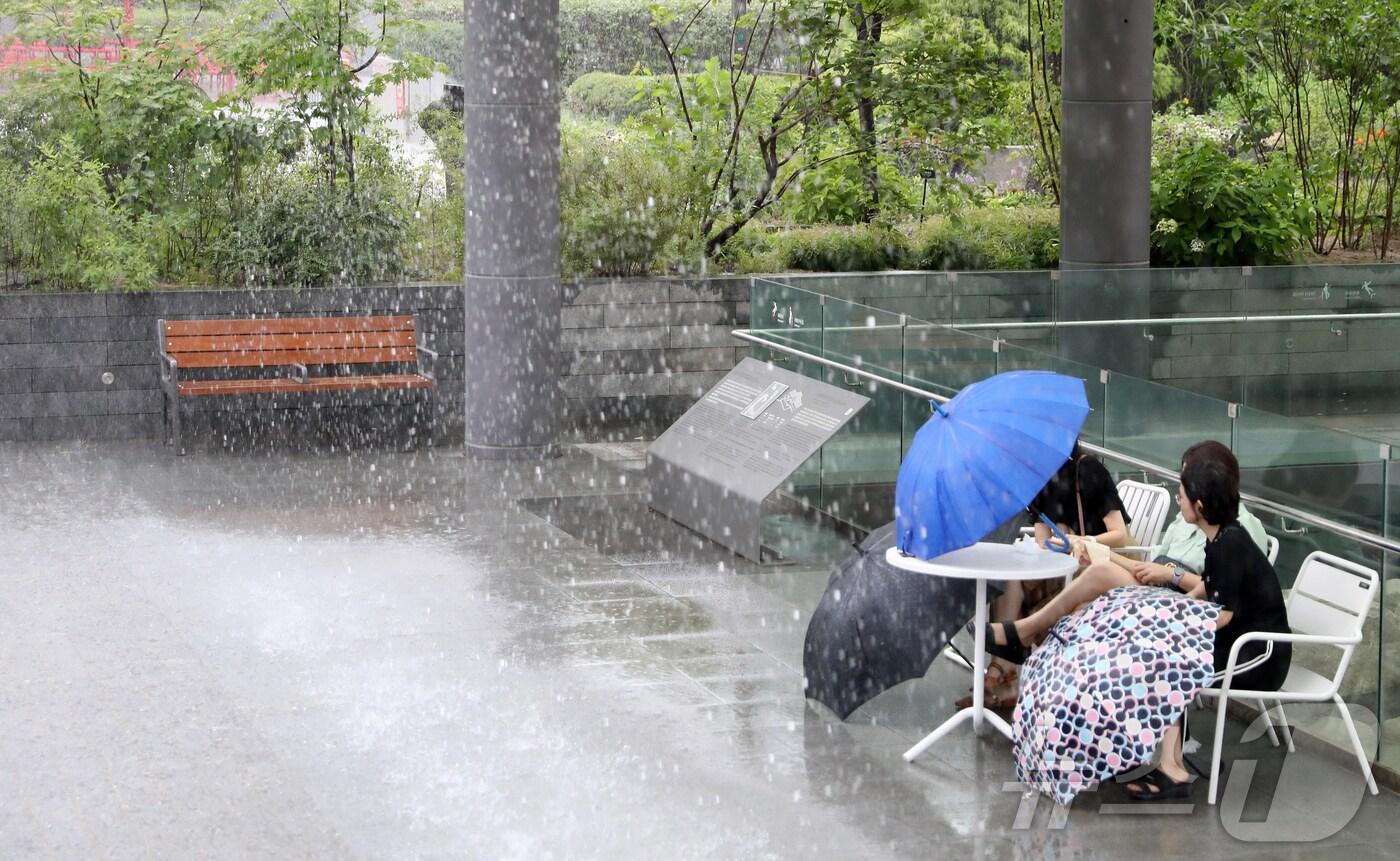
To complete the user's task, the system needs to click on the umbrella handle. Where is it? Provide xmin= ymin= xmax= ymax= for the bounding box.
xmin=1038 ymin=513 xmax=1073 ymax=554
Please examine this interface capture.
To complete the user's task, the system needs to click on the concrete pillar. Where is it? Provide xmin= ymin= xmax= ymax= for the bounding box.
xmin=1058 ymin=0 xmax=1153 ymax=376
xmin=462 ymin=0 xmax=561 ymax=459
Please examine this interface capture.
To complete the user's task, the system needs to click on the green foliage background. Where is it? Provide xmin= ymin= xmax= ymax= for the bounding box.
xmin=12 ymin=0 xmax=1400 ymax=290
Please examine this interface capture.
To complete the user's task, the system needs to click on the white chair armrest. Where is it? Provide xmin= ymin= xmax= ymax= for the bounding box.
xmin=1214 ymin=629 xmax=1359 ymax=695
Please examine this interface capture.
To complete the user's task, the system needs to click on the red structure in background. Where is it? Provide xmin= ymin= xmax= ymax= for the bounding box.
xmin=0 ymin=0 xmax=235 ymax=93
xmin=2 ymin=0 xmax=406 ymax=116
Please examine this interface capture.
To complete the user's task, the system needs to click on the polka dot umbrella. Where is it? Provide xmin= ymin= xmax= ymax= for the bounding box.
xmin=1012 ymin=585 xmax=1221 ymax=805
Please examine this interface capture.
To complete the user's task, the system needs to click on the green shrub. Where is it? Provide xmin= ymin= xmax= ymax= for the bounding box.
xmin=775 ymin=224 xmax=909 ymax=272
xmin=561 ymin=121 xmax=697 ymax=277
xmin=908 ymin=207 xmax=1059 ymax=270
xmin=207 ymin=139 xmax=414 ymax=288
xmin=781 ymin=148 xmax=916 ymax=226
xmin=12 ymin=138 xmax=154 ymax=291
xmin=1150 ymin=140 xmax=1307 ymax=266
xmin=559 ymin=0 xmax=733 ymax=83
xmin=565 ymin=72 xmax=652 ymax=121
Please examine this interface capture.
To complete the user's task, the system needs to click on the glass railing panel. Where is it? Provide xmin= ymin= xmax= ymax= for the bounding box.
xmin=899 ymin=322 xmax=999 ymax=461
xmin=1381 ymin=456 xmax=1400 ymax=773
xmin=1101 ymin=372 xmax=1234 ymax=473
xmin=900 ymin=323 xmax=998 ymax=397
xmin=749 ymin=279 xmax=826 ymax=511
xmin=817 ymin=297 xmax=906 ymax=530
xmin=750 ymin=278 xmax=824 ymax=359
xmin=945 ymin=270 xmax=1055 ymax=327
xmin=994 ymin=342 xmax=1106 ymax=447
xmin=1243 ymin=262 xmax=1400 ymax=315
xmin=786 ymin=271 xmax=953 ymax=322
xmin=1232 ymin=405 xmax=1387 ymax=537
xmin=1144 ymin=265 xmax=1248 ymax=318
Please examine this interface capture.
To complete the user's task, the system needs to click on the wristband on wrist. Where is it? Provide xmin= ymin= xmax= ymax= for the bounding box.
xmin=1169 ymin=563 xmax=1185 ymax=588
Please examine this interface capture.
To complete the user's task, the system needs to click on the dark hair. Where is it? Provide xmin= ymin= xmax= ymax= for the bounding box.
xmin=1057 ymin=441 xmax=1085 ymax=476
xmin=1180 ymin=459 xmax=1239 ymax=526
xmin=1182 ymin=440 xmax=1241 ymax=487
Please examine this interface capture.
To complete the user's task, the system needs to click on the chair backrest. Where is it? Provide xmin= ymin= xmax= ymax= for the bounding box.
xmin=1286 ymin=551 xmax=1377 ymax=689
xmin=1116 ymin=480 xmax=1172 ymax=548
xmin=1266 ymin=534 xmax=1279 ymax=565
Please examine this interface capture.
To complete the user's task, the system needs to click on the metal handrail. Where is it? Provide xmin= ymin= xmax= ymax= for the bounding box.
xmin=753 ymin=310 xmax=1400 ymax=335
xmin=753 ymin=277 xmax=1400 ymax=330
xmin=929 ymin=311 xmax=1400 ymax=331
xmin=732 ymin=327 xmax=1400 ymax=556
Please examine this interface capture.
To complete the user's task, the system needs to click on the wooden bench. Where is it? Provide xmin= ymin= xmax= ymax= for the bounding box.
xmin=157 ymin=314 xmax=437 ymax=455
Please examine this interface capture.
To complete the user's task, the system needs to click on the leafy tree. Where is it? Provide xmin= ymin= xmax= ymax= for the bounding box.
xmin=1213 ymin=0 xmax=1400 ymax=254
xmin=220 ymin=0 xmax=434 ymax=189
xmin=1021 ymin=0 xmax=1060 ymax=203
xmin=1154 ymin=0 xmax=1239 ymax=112
xmin=644 ymin=0 xmax=1010 ymax=255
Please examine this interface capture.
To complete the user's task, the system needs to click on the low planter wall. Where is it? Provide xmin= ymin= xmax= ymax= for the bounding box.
xmin=0 ymin=278 xmax=752 ymax=444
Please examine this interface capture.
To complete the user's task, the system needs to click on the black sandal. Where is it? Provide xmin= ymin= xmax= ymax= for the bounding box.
xmin=1126 ymin=768 xmax=1193 ymax=801
xmin=971 ymin=620 xmax=1032 ymax=664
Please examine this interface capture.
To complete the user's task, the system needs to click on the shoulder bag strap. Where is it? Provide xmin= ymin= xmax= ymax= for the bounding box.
xmin=1075 ymin=457 xmax=1087 ymax=537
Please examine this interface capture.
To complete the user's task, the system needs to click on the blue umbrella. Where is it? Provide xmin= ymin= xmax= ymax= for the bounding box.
xmin=895 ymin=370 xmax=1090 ymax=560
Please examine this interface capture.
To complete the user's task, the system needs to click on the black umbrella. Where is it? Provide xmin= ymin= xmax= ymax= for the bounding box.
xmin=803 ymin=518 xmax=1019 ymax=719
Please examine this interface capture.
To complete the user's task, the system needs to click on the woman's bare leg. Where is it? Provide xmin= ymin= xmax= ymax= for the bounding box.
xmin=990 ymin=580 xmax=1023 ymax=622
xmin=976 ymin=583 xmax=1023 ymax=703
xmin=991 ymin=561 xmax=1137 ymax=646
xmin=1126 ymin=724 xmax=1191 ymax=794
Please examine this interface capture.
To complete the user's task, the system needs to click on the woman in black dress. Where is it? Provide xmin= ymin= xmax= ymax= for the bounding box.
xmin=1126 ymin=458 xmax=1291 ymax=799
xmin=1025 ymin=441 xmax=1132 ymax=556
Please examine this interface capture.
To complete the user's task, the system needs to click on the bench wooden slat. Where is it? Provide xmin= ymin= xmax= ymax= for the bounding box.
xmin=177 ymin=373 xmax=433 ymax=396
xmin=158 ymin=313 xmax=435 ymax=454
xmin=164 ymin=315 xmax=416 ymax=337
xmin=174 ymin=346 xmax=418 ymax=368
xmin=166 ymin=330 xmax=416 ymax=354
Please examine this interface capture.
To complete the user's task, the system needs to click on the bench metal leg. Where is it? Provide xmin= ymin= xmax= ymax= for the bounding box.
xmin=425 ymin=389 xmax=435 ymax=449
xmin=172 ymin=398 xmax=185 ymax=456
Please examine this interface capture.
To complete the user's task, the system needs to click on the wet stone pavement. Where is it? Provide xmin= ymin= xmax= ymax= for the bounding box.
xmin=0 ymin=440 xmax=1395 ymax=859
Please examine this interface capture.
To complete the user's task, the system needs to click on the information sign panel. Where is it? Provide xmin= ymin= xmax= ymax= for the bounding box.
xmin=648 ymin=357 xmax=869 ymax=559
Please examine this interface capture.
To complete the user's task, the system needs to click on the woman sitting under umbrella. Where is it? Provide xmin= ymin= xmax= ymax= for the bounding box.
xmin=969 ymin=442 xmax=1131 ymax=708
xmin=993 ymin=457 xmax=1292 ymax=800
xmin=1112 ymin=440 xmax=1270 ymax=590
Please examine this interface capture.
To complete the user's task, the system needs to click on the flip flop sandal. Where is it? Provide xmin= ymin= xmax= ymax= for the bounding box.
xmin=957 ymin=663 xmax=1013 ymax=711
xmin=955 ymin=665 xmax=1019 ymax=709
xmin=1126 ymin=768 xmax=1193 ymax=801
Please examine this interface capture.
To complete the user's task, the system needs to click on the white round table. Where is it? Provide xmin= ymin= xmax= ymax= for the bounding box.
xmin=884 ymin=542 xmax=1079 ymax=761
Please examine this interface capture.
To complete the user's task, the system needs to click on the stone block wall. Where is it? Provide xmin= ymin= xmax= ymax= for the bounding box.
xmin=8 ymin=267 xmax=1394 ymax=445
xmin=0 ymin=278 xmax=752 ymax=444
xmin=559 ymin=276 xmax=750 ymax=438
xmin=0 ymin=286 xmax=465 ymax=444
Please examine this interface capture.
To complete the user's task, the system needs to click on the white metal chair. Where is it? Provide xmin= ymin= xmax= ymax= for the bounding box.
xmin=1195 ymin=551 xmax=1380 ymax=805
xmin=1110 ymin=480 xmax=1174 ymax=559
xmin=1018 ymin=479 xmax=1173 ymax=556
xmin=1266 ymin=534 xmax=1279 ymax=565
